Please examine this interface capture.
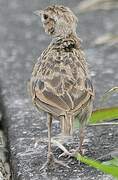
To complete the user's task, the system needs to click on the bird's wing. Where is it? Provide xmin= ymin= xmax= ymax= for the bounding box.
xmin=30 ymin=49 xmax=94 ymax=116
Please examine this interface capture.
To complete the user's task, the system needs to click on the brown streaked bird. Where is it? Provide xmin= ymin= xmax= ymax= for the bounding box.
xmin=30 ymin=5 xmax=94 ymax=169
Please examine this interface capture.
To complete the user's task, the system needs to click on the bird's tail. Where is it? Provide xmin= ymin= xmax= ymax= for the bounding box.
xmin=60 ymin=114 xmax=74 ymax=137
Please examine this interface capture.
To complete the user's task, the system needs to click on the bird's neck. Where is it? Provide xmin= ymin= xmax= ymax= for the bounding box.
xmin=52 ymin=32 xmax=82 ymax=48
xmin=55 ymin=31 xmax=76 ymax=39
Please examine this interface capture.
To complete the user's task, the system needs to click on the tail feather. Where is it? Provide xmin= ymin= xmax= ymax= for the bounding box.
xmin=60 ymin=114 xmax=74 ymax=137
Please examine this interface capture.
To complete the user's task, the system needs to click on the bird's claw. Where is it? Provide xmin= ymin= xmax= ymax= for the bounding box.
xmin=59 ymin=149 xmax=78 ymax=159
xmin=40 ymin=153 xmax=70 ymax=171
xmin=59 ymin=151 xmax=71 ymax=158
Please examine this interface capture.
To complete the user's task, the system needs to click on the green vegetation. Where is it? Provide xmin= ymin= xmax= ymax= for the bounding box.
xmin=76 ymin=87 xmax=118 ymax=178
xmin=89 ymin=107 xmax=118 ymax=124
xmin=76 ymin=154 xmax=118 ymax=179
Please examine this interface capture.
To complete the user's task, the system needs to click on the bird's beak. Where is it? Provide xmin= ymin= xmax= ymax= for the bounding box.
xmin=33 ymin=10 xmax=43 ymax=16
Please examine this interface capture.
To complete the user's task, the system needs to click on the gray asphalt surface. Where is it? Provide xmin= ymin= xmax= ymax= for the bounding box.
xmin=0 ymin=0 xmax=118 ymax=179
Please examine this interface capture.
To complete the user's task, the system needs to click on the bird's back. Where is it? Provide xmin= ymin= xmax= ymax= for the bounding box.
xmin=30 ymin=34 xmax=94 ymax=134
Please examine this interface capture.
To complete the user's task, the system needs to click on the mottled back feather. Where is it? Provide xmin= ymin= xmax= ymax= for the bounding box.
xmin=30 ymin=34 xmax=94 ymax=136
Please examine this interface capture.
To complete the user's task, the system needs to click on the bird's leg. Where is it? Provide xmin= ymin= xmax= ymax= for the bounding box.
xmin=40 ymin=113 xmax=69 ymax=171
xmin=58 ymin=128 xmax=85 ymax=158
xmin=47 ymin=113 xmax=52 ymax=160
xmin=78 ymin=127 xmax=85 ymax=155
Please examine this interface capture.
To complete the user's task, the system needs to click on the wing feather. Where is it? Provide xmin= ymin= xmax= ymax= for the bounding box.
xmin=30 ymin=45 xmax=94 ymax=116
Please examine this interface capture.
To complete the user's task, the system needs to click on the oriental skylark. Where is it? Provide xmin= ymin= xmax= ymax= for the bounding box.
xmin=30 ymin=5 xmax=94 ymax=169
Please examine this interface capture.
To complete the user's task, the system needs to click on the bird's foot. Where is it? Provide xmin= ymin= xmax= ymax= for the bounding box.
xmin=40 ymin=152 xmax=70 ymax=171
xmin=52 ymin=139 xmax=84 ymax=160
xmin=59 ymin=147 xmax=85 ymax=159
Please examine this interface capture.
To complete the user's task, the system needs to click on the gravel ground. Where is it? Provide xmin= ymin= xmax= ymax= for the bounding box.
xmin=0 ymin=0 xmax=118 ymax=179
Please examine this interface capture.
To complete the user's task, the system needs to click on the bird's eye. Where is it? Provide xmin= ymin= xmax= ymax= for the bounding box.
xmin=43 ymin=14 xmax=48 ymax=20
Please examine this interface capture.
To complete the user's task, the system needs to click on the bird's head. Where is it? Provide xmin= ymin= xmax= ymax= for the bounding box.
xmin=34 ymin=5 xmax=78 ymax=37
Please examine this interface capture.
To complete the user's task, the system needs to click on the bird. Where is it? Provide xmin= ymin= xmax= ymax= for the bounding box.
xmin=30 ymin=5 xmax=94 ymax=169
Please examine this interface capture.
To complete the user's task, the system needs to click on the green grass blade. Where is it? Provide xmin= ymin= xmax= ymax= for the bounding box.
xmin=103 ymin=158 xmax=118 ymax=167
xmin=101 ymin=87 xmax=118 ymax=103
xmin=77 ymin=154 xmax=118 ymax=178
xmin=89 ymin=107 xmax=118 ymax=124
